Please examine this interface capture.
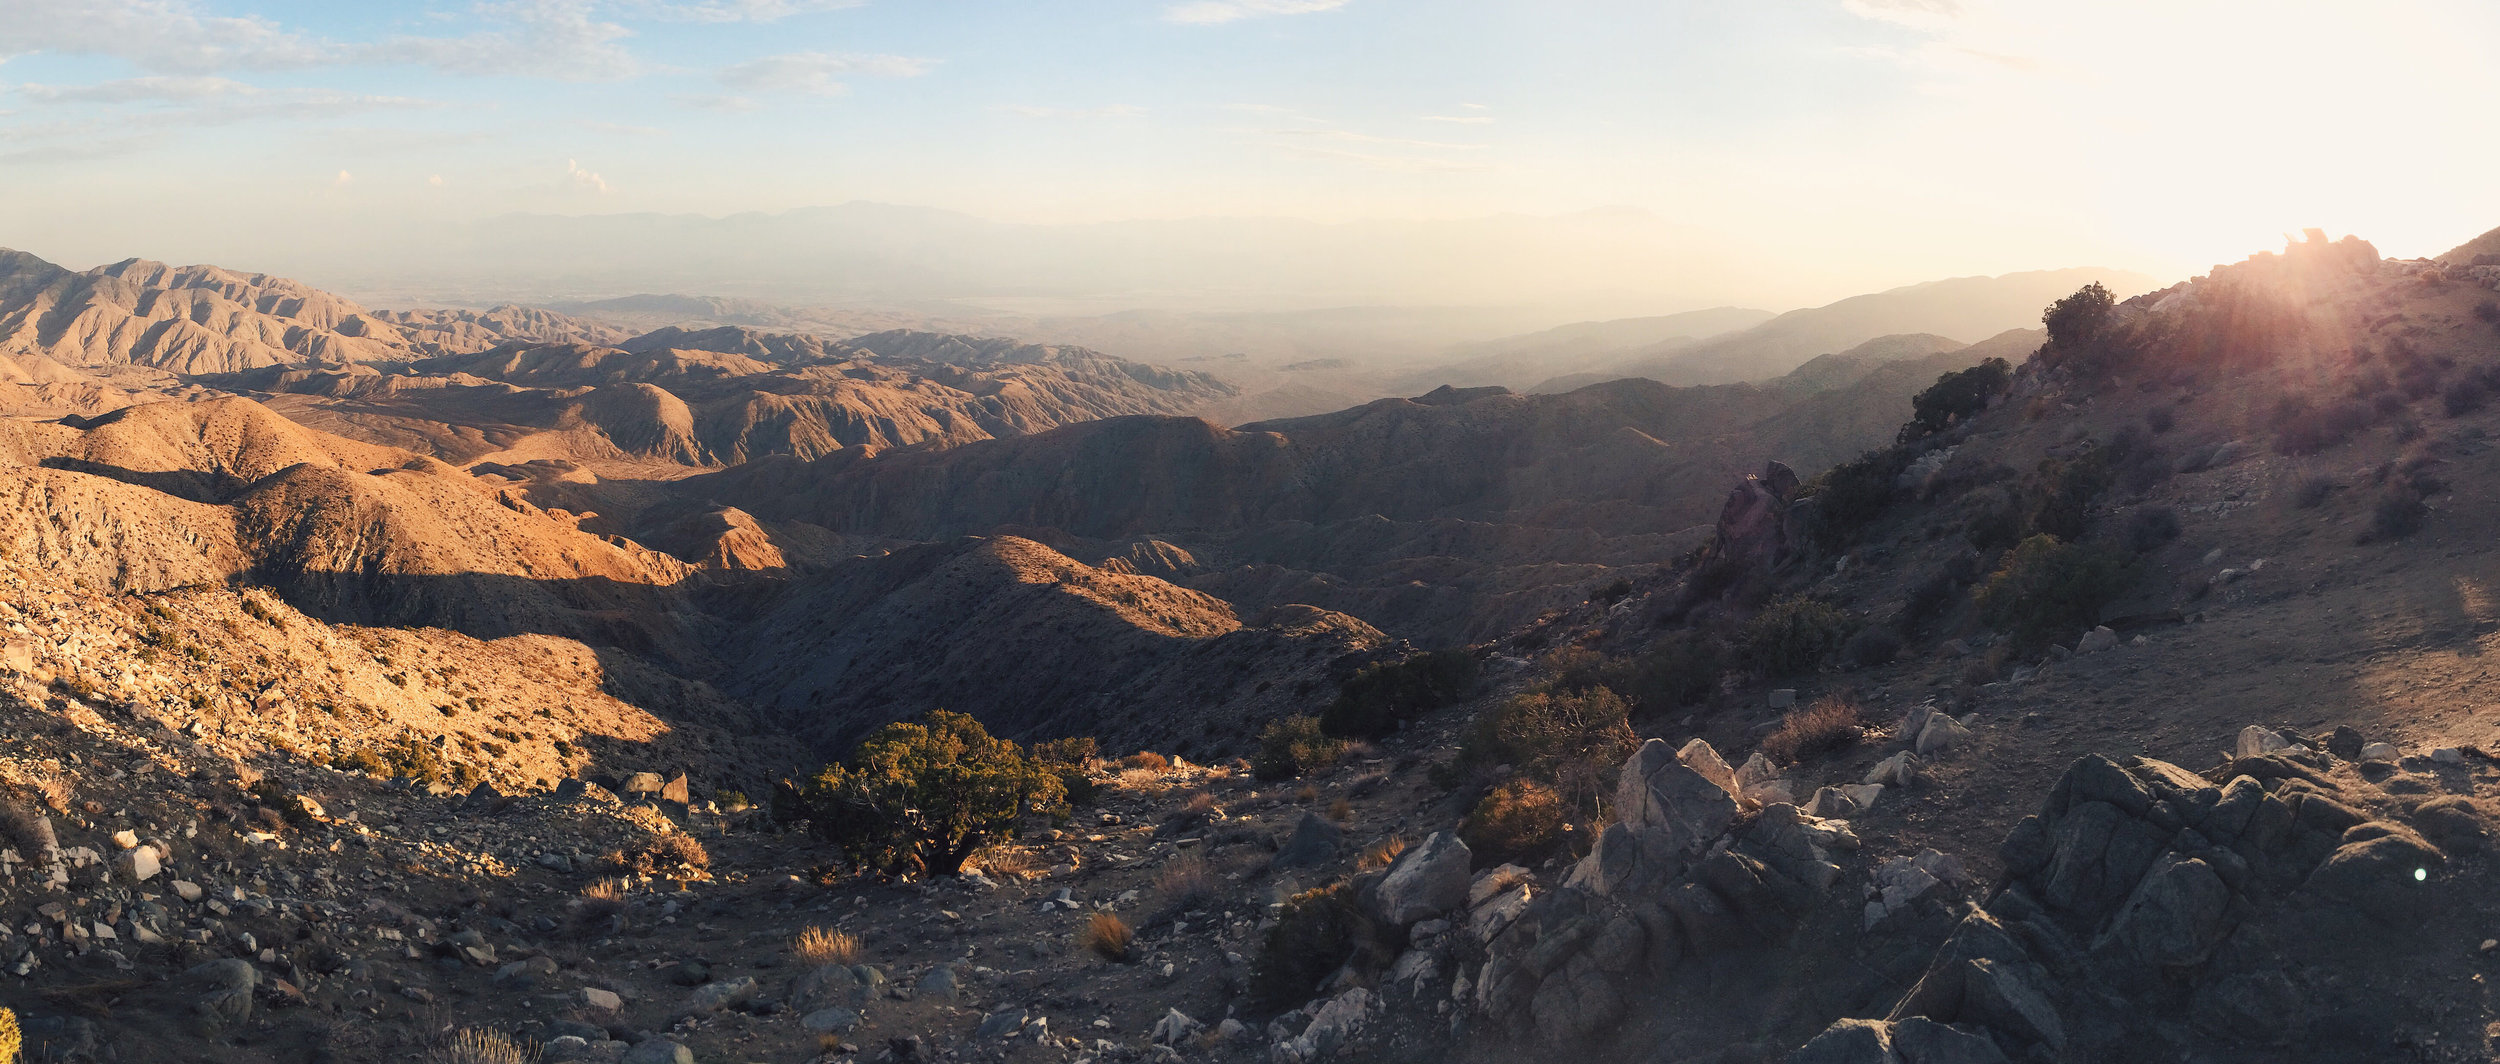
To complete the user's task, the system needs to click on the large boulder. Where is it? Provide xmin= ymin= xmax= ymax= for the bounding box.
xmin=1271 ymin=812 xmax=1345 ymax=871
xmin=1368 ymin=832 xmax=1472 ymax=928
xmin=1568 ymin=739 xmax=1739 ymax=897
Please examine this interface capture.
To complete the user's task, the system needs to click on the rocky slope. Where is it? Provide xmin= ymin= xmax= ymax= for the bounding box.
xmin=0 ymin=250 xmax=625 ymax=375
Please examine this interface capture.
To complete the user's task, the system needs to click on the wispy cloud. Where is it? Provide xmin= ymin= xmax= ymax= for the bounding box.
xmin=2 ymin=77 xmax=437 ymax=165
xmin=362 ymin=0 xmax=641 ymax=81
xmin=565 ymin=157 xmax=609 ymax=193
xmin=622 ymin=0 xmax=865 ymax=21
xmin=674 ymin=93 xmax=760 ymax=112
xmin=1164 ymin=0 xmax=1350 ymax=26
xmin=716 ymin=50 xmax=933 ymax=96
xmin=1419 ymin=114 xmax=1492 ymax=124
xmin=0 ymin=0 xmax=328 ymax=74
xmin=1 ymin=0 xmax=640 ymax=82
xmin=1005 ymin=104 xmax=1147 ymax=120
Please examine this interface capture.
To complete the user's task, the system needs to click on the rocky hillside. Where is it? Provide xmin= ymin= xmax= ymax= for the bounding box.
xmin=214 ymin=326 xmax=1237 ymax=472
xmin=0 ymin=249 xmax=625 ymax=375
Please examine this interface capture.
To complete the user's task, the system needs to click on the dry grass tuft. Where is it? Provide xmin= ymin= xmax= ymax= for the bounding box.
xmin=1759 ymin=695 xmax=1868 ymax=765
xmin=1180 ymin=790 xmax=1217 ymax=817
xmin=1356 ymin=835 xmax=1407 ymax=872
xmin=578 ymin=879 xmax=628 ymax=919
xmin=1295 ymin=784 xmax=1320 ymax=805
xmin=600 ymin=833 xmax=709 ymax=877
xmin=1122 ymin=751 xmax=1172 ymax=772
xmin=1327 ymin=797 xmax=1354 ymax=824
xmin=973 ymin=847 xmax=1037 ymax=879
xmin=1154 ymin=854 xmax=1217 ymax=911
xmin=1114 ymin=767 xmax=1171 ymax=794
xmin=793 ymin=926 xmax=859 ymax=967
xmin=1082 ymin=912 xmax=1133 ymax=963
xmin=424 ymin=1028 xmax=538 ymax=1064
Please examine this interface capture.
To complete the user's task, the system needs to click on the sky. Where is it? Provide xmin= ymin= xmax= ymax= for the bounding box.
xmin=2 ymin=0 xmax=2497 ymax=313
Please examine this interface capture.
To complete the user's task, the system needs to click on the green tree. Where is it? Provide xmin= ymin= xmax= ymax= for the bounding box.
xmin=2043 ymin=282 xmax=2115 ymax=348
xmin=1903 ymin=357 xmax=2013 ymax=441
xmin=802 ymin=710 xmax=1067 ymax=876
xmin=1975 ymin=534 xmax=2132 ymax=651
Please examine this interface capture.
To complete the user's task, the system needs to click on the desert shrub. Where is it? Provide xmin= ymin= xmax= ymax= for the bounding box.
xmin=1122 ymin=751 xmax=1171 ymax=772
xmin=2120 ymin=505 xmax=2181 ymax=553
xmin=1083 ymin=912 xmax=1134 ymax=963
xmin=2027 ymin=451 xmax=2115 ymax=542
xmin=2146 ymin=405 xmax=2176 ymax=434
xmin=249 ymin=778 xmax=318 ymax=829
xmin=329 ymin=738 xmax=472 ymax=789
xmin=1458 ymin=687 xmax=1635 ymax=779
xmin=1974 ymin=535 xmax=2132 ymax=651
xmin=1902 ymin=357 xmax=2014 ymax=441
xmin=572 ymin=879 xmax=629 ymax=936
xmin=792 ymin=926 xmax=859 ymax=967
xmin=1460 ymin=778 xmax=1566 ymax=867
xmin=2474 ymin=299 xmax=2500 ymax=325
xmin=1154 ymin=854 xmax=1218 ymax=912
xmin=2272 ymin=396 xmax=2374 ymax=455
xmin=1841 ymin=626 xmax=1903 ymax=667
xmin=1249 ymin=884 xmax=1384 ymax=1012
xmin=1356 ymin=835 xmax=1408 ymax=873
xmin=0 ymin=802 xmax=54 ymax=860
xmin=800 ymin=710 xmax=1067 ymax=876
xmin=1550 ymin=635 xmax=1722 ymax=716
xmin=425 ymin=1028 xmax=536 ymax=1064
xmin=2294 ymin=475 xmax=2337 ymax=509
xmin=1254 ymin=715 xmax=1347 ymax=781
xmin=2369 ymin=487 xmax=2429 ymax=541
xmin=1319 ymin=650 xmax=1479 ymax=740
xmin=601 ymin=833 xmax=708 ymax=876
xmin=1033 ymin=737 xmax=1101 ymax=806
xmin=2043 ymin=282 xmax=2115 ymax=348
xmin=1803 ymin=448 xmax=1911 ymax=551
xmin=1899 ymin=571 xmax=1964 ymax=633
xmin=1738 ymin=596 xmax=1850 ymax=675
xmin=1959 ymin=485 xmax=2027 ymax=554
xmin=1759 ymin=695 xmax=1868 ymax=765
xmin=2444 ymin=378 xmax=2488 ymax=417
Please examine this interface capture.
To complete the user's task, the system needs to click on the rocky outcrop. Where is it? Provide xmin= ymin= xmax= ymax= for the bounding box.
xmin=1795 ymin=743 xmax=2488 ymax=1061
xmin=1477 ymin=739 xmax=1851 ymax=1045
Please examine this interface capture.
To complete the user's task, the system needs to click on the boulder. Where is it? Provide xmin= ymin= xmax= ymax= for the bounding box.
xmin=660 ymin=773 xmax=692 ymax=805
xmin=1679 ymin=739 xmax=1741 ymax=796
xmin=1575 ymin=739 xmax=1739 ymax=897
xmin=1369 ymin=832 xmax=1472 ymax=928
xmin=1916 ymin=715 xmax=1973 ymax=757
xmin=2095 ymin=853 xmax=2230 ymax=966
xmin=1467 ymin=864 xmax=1533 ymax=908
xmin=2234 ymin=725 xmax=2294 ymax=760
xmin=2074 ymin=626 xmax=2118 ymax=654
xmin=620 ymin=1041 xmax=693 ymax=1064
xmin=1151 ymin=1007 xmax=1202 ymax=1045
xmin=2358 ymin=742 xmax=2399 ymax=763
xmin=1890 ymin=1017 xmax=2010 ymax=1063
xmin=621 ymin=772 xmax=665 ymax=798
xmin=1271 ymin=812 xmax=1345 ymax=870
xmin=803 ymin=1007 xmax=862 ymax=1033
xmin=1865 ymin=752 xmax=1922 ymax=788
xmin=1791 ymin=1018 xmax=1899 ymax=1063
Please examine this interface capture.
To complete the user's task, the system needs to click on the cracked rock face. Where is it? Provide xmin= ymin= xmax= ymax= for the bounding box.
xmin=1797 ymin=744 xmax=2498 ymax=1061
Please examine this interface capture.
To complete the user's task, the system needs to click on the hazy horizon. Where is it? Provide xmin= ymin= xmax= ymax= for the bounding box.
xmin=5 ymin=1 xmax=2498 ymax=318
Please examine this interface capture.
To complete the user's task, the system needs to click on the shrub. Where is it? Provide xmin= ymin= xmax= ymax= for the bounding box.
xmin=1253 ymin=715 xmax=1347 ymax=781
xmin=1083 ymin=912 xmax=1134 ymax=963
xmin=2293 ymin=475 xmax=2337 ymax=509
xmin=1550 ymin=635 xmax=1722 ymax=715
xmin=1154 ymin=854 xmax=1218 ymax=912
xmin=2027 ymin=451 xmax=2115 ymax=542
xmin=2272 ymin=396 xmax=2373 ymax=455
xmin=2146 ymin=405 xmax=2176 ymax=434
xmin=1356 ymin=835 xmax=1407 ymax=872
xmin=601 ymin=833 xmax=709 ymax=876
xmin=425 ymin=1028 xmax=536 ymax=1064
xmin=1841 ymin=626 xmax=1903 ymax=667
xmin=1122 ymin=751 xmax=1172 ymax=772
xmin=2444 ymin=378 xmax=2488 ymax=417
xmin=1319 ymin=650 xmax=1479 ymax=740
xmin=2474 ymin=299 xmax=2500 ymax=325
xmin=1249 ymin=884 xmax=1383 ymax=1012
xmin=2120 ymin=505 xmax=2181 ymax=554
xmin=793 ymin=926 xmax=858 ymax=967
xmin=1738 ymin=596 xmax=1850 ymax=675
xmin=2369 ymin=487 xmax=2429 ymax=541
xmin=2043 ymin=282 xmax=2115 ymax=348
xmin=800 ymin=710 xmax=1068 ymax=876
xmin=1903 ymin=358 xmax=2014 ymax=440
xmin=1759 ymin=695 xmax=1868 ymax=765
xmin=1960 ymin=485 xmax=2027 ymax=554
xmin=1899 ymin=571 xmax=1963 ymax=633
xmin=1803 ymin=448 xmax=1911 ymax=551
xmin=1033 ymin=737 xmax=1101 ymax=806
xmin=573 ymin=879 xmax=630 ymax=936
xmin=1974 ymin=535 xmax=2132 ymax=651
xmin=1459 ymin=779 xmax=1566 ymax=867
xmin=1459 ymin=687 xmax=1636 ymax=779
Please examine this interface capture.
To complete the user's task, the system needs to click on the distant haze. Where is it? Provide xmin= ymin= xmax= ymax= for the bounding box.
xmin=5 ymin=1 xmax=2498 ymax=321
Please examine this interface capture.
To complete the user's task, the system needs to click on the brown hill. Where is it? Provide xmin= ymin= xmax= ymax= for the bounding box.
xmin=0 ymin=248 xmax=622 ymax=374
xmin=2440 ymin=223 xmax=2500 ymax=265
xmin=723 ymin=535 xmax=1387 ymax=751
xmin=217 ymin=327 xmax=1237 ymax=470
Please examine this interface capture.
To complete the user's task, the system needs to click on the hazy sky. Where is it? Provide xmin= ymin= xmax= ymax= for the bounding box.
xmin=3 ymin=0 xmax=2498 ymax=310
